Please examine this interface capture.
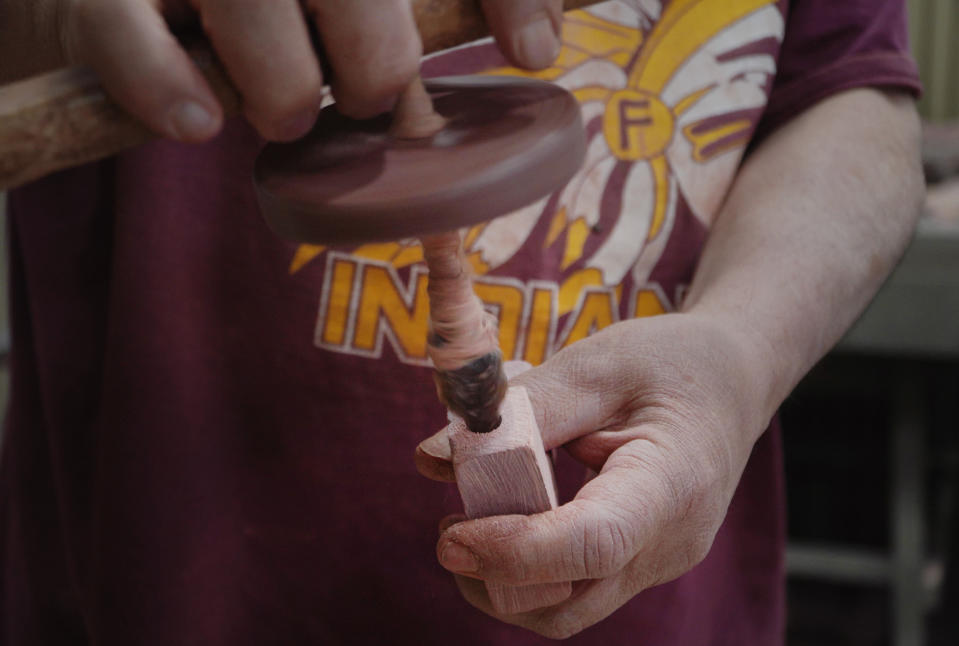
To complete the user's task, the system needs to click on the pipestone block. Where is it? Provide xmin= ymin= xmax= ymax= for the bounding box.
xmin=448 ymin=386 xmax=572 ymax=615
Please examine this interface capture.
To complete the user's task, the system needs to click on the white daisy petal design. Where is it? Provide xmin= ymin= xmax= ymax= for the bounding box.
xmin=465 ymin=196 xmax=548 ymax=270
xmin=631 ymin=172 xmax=677 ymax=286
xmin=473 ymin=2 xmax=784 ymax=285
xmin=587 ymin=160 xmax=656 ymax=285
xmin=664 ymin=6 xmax=784 ymax=225
xmin=566 ymin=139 xmax=620 ymax=228
xmin=295 ymin=1 xmax=796 ymax=370
xmin=465 ymin=99 xmax=612 ymax=271
xmin=582 ymin=1 xmax=647 ymax=28
xmin=556 ymin=59 xmax=629 ymax=97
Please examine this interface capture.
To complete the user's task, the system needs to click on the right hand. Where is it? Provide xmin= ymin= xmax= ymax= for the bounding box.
xmin=415 ymin=313 xmax=772 ymax=637
xmin=7 ymin=0 xmax=563 ymax=143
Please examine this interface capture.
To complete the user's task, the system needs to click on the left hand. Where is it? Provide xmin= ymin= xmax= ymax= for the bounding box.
xmin=1 ymin=0 xmax=563 ymax=141
xmin=416 ymin=312 xmax=774 ymax=638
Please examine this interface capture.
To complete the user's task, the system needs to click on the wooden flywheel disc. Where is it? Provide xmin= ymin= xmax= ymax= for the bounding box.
xmin=254 ymin=76 xmax=586 ymax=244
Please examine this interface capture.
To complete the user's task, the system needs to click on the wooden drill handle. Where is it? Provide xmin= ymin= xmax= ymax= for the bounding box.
xmin=0 ymin=0 xmax=600 ymax=191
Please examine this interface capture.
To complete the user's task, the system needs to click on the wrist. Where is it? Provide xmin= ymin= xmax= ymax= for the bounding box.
xmin=674 ymin=308 xmax=790 ymax=439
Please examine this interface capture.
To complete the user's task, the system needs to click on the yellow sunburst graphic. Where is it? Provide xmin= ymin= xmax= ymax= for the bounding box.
xmin=475 ymin=0 xmax=777 ymax=315
xmin=292 ymin=0 xmax=780 ymax=304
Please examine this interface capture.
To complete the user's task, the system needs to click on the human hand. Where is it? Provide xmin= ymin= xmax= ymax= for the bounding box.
xmin=4 ymin=0 xmax=562 ymax=143
xmin=416 ymin=312 xmax=775 ymax=638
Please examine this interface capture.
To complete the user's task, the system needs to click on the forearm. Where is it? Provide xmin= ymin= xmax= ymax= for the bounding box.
xmin=0 ymin=1 xmax=66 ymax=83
xmin=682 ymin=88 xmax=924 ymax=431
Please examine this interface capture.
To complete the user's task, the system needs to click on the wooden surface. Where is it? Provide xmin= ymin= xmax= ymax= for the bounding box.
xmin=448 ymin=385 xmax=572 ymax=614
xmin=0 ymin=0 xmax=602 ymax=191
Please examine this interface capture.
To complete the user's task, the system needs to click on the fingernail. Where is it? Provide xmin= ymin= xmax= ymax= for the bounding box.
xmin=275 ymin=108 xmax=318 ymax=142
xmin=514 ymin=12 xmax=560 ymax=69
xmin=169 ymin=101 xmax=218 ymax=141
xmin=440 ymin=542 xmax=480 ymax=574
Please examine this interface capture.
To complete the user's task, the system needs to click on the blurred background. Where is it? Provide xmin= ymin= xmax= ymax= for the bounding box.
xmin=1 ymin=2 xmax=958 ymax=645
xmin=780 ymin=3 xmax=959 ymax=646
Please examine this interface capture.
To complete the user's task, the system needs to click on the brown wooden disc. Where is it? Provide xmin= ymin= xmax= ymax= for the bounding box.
xmin=254 ymin=76 xmax=585 ymax=244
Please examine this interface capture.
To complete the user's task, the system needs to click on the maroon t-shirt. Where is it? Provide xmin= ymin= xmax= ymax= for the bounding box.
xmin=1 ymin=1 xmax=919 ymax=644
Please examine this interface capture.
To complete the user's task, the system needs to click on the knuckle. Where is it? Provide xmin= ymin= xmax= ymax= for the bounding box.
xmin=334 ymin=37 xmax=421 ymax=118
xmin=580 ymin=506 xmax=634 ymax=578
xmin=447 ymin=516 xmax=523 ymax=580
xmin=670 ymin=472 xmax=723 ymax=573
xmin=268 ymin=84 xmax=322 ymax=119
xmin=685 ymin=533 xmax=714 ymax=568
xmin=486 ymin=516 xmax=537 ymax=582
xmin=675 ymin=518 xmax=717 ymax=573
xmin=246 ymin=80 xmax=323 ymax=138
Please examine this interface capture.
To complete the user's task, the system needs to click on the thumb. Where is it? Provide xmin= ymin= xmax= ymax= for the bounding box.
xmin=480 ymin=0 xmax=563 ymax=70
xmin=66 ymin=0 xmax=222 ymax=142
xmin=510 ymin=358 xmax=619 ymax=453
xmin=437 ymin=493 xmax=647 ymax=585
xmin=436 ymin=436 xmax=681 ymax=587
